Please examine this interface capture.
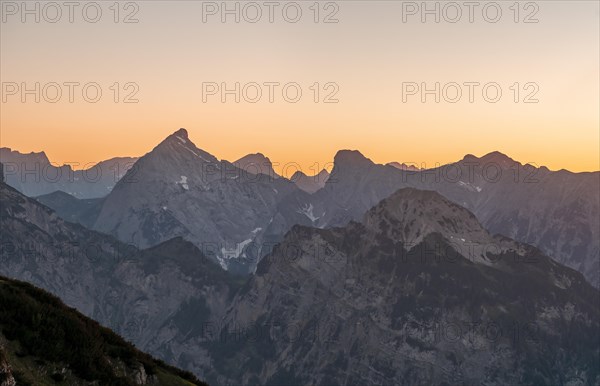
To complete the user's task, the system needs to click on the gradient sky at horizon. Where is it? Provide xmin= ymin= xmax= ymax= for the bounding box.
xmin=1 ymin=0 xmax=599 ymax=173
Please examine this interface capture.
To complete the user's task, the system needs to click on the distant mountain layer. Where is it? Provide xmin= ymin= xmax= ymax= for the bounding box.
xmin=0 ymin=276 xmax=204 ymax=386
xmin=234 ymin=153 xmax=330 ymax=193
xmin=35 ymin=190 xmax=103 ymax=228
xmin=386 ymin=161 xmax=420 ymax=171
xmin=0 ymin=147 xmax=137 ymax=198
xmin=234 ymin=152 xmax=281 ymax=179
xmin=291 ymin=169 xmax=330 ymax=194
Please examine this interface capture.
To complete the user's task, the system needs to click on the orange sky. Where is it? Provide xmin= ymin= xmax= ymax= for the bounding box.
xmin=1 ymin=1 xmax=598 ymax=173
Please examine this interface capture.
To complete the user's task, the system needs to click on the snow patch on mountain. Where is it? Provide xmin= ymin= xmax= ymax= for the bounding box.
xmin=297 ymin=203 xmax=319 ymax=222
xmin=220 ymin=238 xmax=255 ymax=266
xmin=182 ymin=145 xmax=212 ymax=162
xmin=177 ymin=176 xmax=189 ymax=190
xmin=458 ymin=181 xmax=482 ymax=193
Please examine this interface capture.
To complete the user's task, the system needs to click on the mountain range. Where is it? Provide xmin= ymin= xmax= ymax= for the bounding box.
xmin=304 ymin=150 xmax=600 ymax=287
xmin=1 ymin=175 xmax=598 ymax=384
xmin=16 ymin=129 xmax=595 ymax=286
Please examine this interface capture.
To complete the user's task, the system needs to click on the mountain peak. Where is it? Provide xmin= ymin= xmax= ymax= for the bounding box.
xmin=363 ymin=187 xmax=492 ymax=254
xmin=460 ymin=151 xmax=520 ymax=169
xmin=159 ymin=128 xmax=190 ymax=146
xmin=368 ymin=187 xmax=448 ymax=209
xmin=333 ymin=150 xmax=373 ymax=168
xmin=234 ymin=153 xmax=279 ymax=178
xmin=479 ymin=151 xmax=515 ymax=164
xmin=173 ymin=128 xmax=188 ymax=138
xmin=142 ymin=128 xmax=219 ymax=169
xmin=291 ymin=170 xmax=307 ymax=179
xmin=236 ymin=152 xmax=271 ymax=163
xmin=156 ymin=128 xmax=192 ymax=148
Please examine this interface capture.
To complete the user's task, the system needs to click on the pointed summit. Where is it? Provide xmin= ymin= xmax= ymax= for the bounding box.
xmin=162 ymin=128 xmax=190 ymax=144
xmin=173 ymin=128 xmax=188 ymax=139
xmin=151 ymin=128 xmax=218 ymax=164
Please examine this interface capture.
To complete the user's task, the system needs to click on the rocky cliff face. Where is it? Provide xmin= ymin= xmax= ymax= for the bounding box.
xmin=206 ymin=188 xmax=599 ymax=385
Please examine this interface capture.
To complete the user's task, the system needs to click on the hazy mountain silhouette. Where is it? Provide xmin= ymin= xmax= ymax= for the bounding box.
xmin=0 ymin=147 xmax=137 ymax=199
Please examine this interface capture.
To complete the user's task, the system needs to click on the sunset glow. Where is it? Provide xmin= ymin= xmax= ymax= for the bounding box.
xmin=1 ymin=1 xmax=598 ymax=173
